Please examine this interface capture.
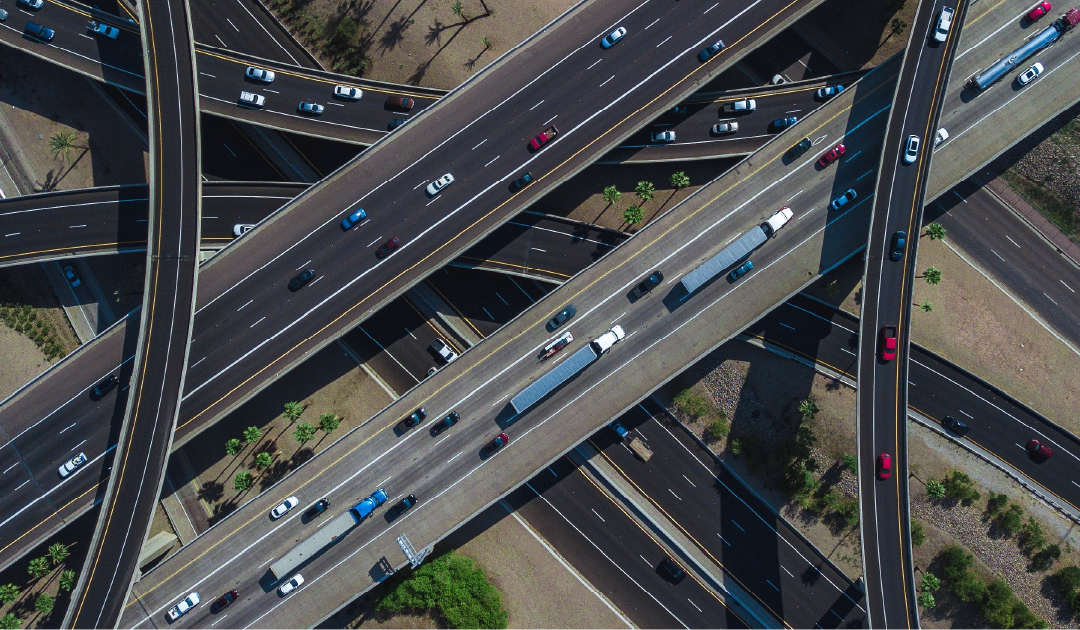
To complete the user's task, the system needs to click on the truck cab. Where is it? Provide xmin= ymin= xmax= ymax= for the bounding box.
xmin=761 ymin=207 xmax=794 ymax=237
xmin=350 ymin=488 xmax=388 ymax=521
xmin=591 ymin=325 xmax=625 ymax=353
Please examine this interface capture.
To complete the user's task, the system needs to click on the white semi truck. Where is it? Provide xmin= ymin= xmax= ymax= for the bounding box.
xmin=680 ymin=207 xmax=793 ymax=295
xmin=511 ymin=326 xmax=624 ymax=414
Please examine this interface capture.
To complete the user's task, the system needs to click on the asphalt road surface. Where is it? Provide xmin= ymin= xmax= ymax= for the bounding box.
xmin=118 ymin=57 xmax=897 ymax=628
xmin=855 ymin=0 xmax=966 ymax=624
xmin=188 ymin=0 xmax=316 ymax=67
xmin=593 ymin=399 xmax=866 ymax=628
xmin=62 ymin=0 xmax=203 ymax=621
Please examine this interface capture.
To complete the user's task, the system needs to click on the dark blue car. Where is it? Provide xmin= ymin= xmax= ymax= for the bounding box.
xmin=698 ymin=40 xmax=725 ymax=62
xmin=771 ymin=116 xmax=798 ymax=132
xmin=340 ymin=208 xmax=367 ymax=230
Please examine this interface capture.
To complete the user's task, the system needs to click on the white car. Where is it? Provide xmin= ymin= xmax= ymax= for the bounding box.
xmin=650 ymin=130 xmax=676 ymax=142
xmin=62 ymin=265 xmax=81 ymax=287
xmin=902 ymin=135 xmax=920 ymax=164
xmin=233 ymin=223 xmax=255 ymax=236
xmin=830 ymin=189 xmax=857 ymax=210
xmin=58 ymin=452 xmax=87 ymax=478
xmin=601 ymin=26 xmax=626 ymax=48
xmin=270 ymin=496 xmax=299 ymax=519
xmin=88 ymin=20 xmax=119 ymax=38
xmin=167 ymin=592 xmax=200 ymax=621
xmin=245 ymin=66 xmax=275 ymax=83
xmin=723 ymin=98 xmax=756 ymax=113
xmin=298 ymin=101 xmax=325 ymax=115
xmin=1017 ymin=62 xmax=1044 ymax=85
xmin=816 ymin=84 xmax=844 ymax=100
xmin=278 ymin=574 xmax=304 ymax=595
xmin=334 ymin=85 xmax=363 ymax=100
xmin=711 ymin=122 xmax=738 ymax=135
xmin=934 ymin=127 xmax=949 ymax=147
xmin=238 ymin=91 xmax=265 ymax=108
xmin=426 ymin=173 xmax=454 ymax=196
xmin=431 ymin=338 xmax=459 ymax=363
xmin=933 ymin=6 xmax=954 ymax=42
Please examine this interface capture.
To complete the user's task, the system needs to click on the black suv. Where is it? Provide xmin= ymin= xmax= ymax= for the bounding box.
xmin=657 ymin=557 xmax=686 ymax=584
xmin=398 ymin=407 xmax=427 ymax=432
xmin=90 ymin=374 xmax=120 ymax=400
xmin=548 ymin=305 xmax=577 ymax=330
xmin=787 ymin=137 xmax=812 ymax=160
xmin=890 ymin=230 xmax=907 ymax=261
xmin=289 ymin=268 xmax=315 ymax=291
xmin=304 ymin=498 xmax=329 ymax=520
xmin=942 ymin=415 xmax=969 ymax=435
xmin=509 ymin=173 xmax=534 ymax=193
xmin=631 ymin=270 xmax=664 ymax=298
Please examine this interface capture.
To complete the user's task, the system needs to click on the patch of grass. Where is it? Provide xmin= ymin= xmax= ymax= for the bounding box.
xmin=0 ymin=303 xmax=66 ymax=360
xmin=376 ymin=551 xmax=508 ymax=629
xmin=1001 ymin=169 xmax=1078 ymax=242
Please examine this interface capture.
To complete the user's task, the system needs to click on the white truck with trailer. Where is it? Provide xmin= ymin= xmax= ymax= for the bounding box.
xmin=511 ymin=326 xmax=624 ymax=414
xmin=269 ymin=488 xmax=387 ymax=581
xmin=680 ymin=208 xmax=793 ymax=295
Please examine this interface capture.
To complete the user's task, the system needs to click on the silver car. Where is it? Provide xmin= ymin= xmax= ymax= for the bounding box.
xmin=238 ymin=91 xmax=265 ymax=108
xmin=1017 ymin=61 xmax=1044 ymax=85
xmin=830 ymin=189 xmax=857 ymax=210
xmin=431 ymin=338 xmax=459 ymax=363
xmin=270 ymin=496 xmax=298 ymax=519
xmin=245 ymin=66 xmax=275 ymax=83
xmin=650 ymin=130 xmax=676 ymax=142
xmin=902 ymin=135 xmax=920 ymax=164
xmin=334 ymin=85 xmax=362 ymax=100
xmin=426 ymin=173 xmax=454 ymax=196
xmin=298 ymin=101 xmax=324 ymax=115
xmin=58 ymin=452 xmax=87 ymax=478
xmin=711 ymin=122 xmax=738 ymax=135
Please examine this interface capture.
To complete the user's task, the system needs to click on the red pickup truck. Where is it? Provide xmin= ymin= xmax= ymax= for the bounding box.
xmin=530 ymin=126 xmax=559 ymax=150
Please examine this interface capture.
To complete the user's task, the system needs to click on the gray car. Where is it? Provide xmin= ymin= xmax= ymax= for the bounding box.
xmin=298 ymin=101 xmax=324 ymax=115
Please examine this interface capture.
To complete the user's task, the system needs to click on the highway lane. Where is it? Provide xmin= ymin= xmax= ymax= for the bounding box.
xmin=63 ymin=0 xmax=203 ymax=619
xmin=744 ymin=292 xmax=1080 ymax=522
xmin=426 ymin=267 xmax=551 ymax=339
xmin=188 ymin=0 xmax=316 ymax=67
xmin=855 ymin=0 xmax=966 ymax=624
xmin=0 ymin=0 xmax=827 ymax=574
xmin=593 ymin=399 xmax=866 ymax=628
xmin=507 ymin=456 xmax=750 ymax=628
xmin=119 ymin=56 xmax=899 ymax=628
xmin=0 ymin=0 xmax=442 ymax=143
xmin=927 ymin=178 xmax=1080 ymax=347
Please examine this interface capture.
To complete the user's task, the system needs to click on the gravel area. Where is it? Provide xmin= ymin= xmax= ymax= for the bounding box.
xmin=999 ymin=109 xmax=1080 ymax=233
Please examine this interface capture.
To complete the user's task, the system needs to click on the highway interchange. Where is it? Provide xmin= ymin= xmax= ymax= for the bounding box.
xmin=0 ymin=0 xmax=1078 ymax=624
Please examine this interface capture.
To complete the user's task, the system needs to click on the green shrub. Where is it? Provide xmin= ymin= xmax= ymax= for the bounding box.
xmin=1031 ymin=544 xmax=1061 ymax=571
xmin=911 ymin=520 xmax=925 ymax=547
xmin=34 ymin=592 xmax=53 ymax=615
xmin=999 ymin=504 xmax=1025 ymax=535
xmin=729 ymin=438 xmax=742 ymax=455
xmin=943 ymin=470 xmax=980 ymax=504
xmin=0 ymin=584 xmax=17 ymax=605
xmin=234 ymin=471 xmax=254 ymax=492
xmin=293 ymin=422 xmax=316 ymax=444
xmin=917 ymin=592 xmax=935 ymax=609
xmin=225 ymin=438 xmax=242 ymax=456
xmin=926 ymin=479 xmax=946 ymax=499
xmin=706 ymin=419 xmax=729 ymax=440
xmin=58 ymin=570 xmax=76 ymax=592
xmin=986 ymin=492 xmax=1009 ymax=516
xmin=0 ymin=612 xmax=19 ymax=630
xmin=1056 ymin=565 xmax=1080 ymax=601
xmin=921 ymin=572 xmax=941 ymax=593
xmin=26 ymin=557 xmax=49 ymax=579
xmin=1021 ymin=517 xmax=1047 ymax=554
xmin=377 ymin=551 xmax=508 ymax=628
xmin=842 ymin=454 xmax=857 ymax=474
xmin=952 ymin=572 xmax=987 ymax=602
xmin=982 ymin=580 xmax=1015 ymax=628
xmin=673 ymin=389 xmax=711 ymax=420
xmin=254 ymin=452 xmax=274 ymax=470
xmin=319 ymin=412 xmax=341 ymax=434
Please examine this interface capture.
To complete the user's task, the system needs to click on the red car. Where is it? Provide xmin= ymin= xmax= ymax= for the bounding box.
xmin=376 ymin=236 xmax=401 ymax=259
xmin=1028 ymin=1 xmax=1051 ymax=20
xmin=1026 ymin=439 xmax=1052 ymax=459
xmin=878 ymin=453 xmax=892 ymax=479
xmin=818 ymin=143 xmax=846 ymax=167
xmin=210 ymin=590 xmax=239 ymax=614
xmin=529 ymin=126 xmax=559 ymax=151
xmin=880 ymin=325 xmax=898 ymax=361
xmin=484 ymin=432 xmax=509 ymax=456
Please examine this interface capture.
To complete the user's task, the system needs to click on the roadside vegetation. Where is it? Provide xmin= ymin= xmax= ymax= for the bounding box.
xmin=374 ymin=551 xmax=508 ymax=629
xmin=0 ymin=543 xmax=79 ymax=629
xmin=1001 ymin=112 xmax=1080 ymax=244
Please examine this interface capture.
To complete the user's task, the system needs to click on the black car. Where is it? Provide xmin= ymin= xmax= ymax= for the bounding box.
xmin=657 ymin=557 xmax=686 ymax=584
xmin=509 ymin=172 xmax=534 ymax=193
xmin=398 ymin=407 xmax=427 ymax=431
xmin=942 ymin=415 xmax=969 ymax=435
xmin=890 ymin=230 xmax=907 ymax=261
xmin=304 ymin=498 xmax=329 ymax=520
xmin=787 ymin=137 xmax=812 ymax=160
xmin=430 ymin=411 xmax=459 ymax=436
xmin=389 ymin=494 xmax=417 ymax=517
xmin=548 ymin=304 xmax=577 ymax=329
xmin=90 ymin=374 xmax=120 ymax=400
xmin=631 ymin=270 xmax=664 ymax=298
xmin=289 ymin=268 xmax=315 ymax=291
xmin=388 ymin=118 xmax=408 ymax=130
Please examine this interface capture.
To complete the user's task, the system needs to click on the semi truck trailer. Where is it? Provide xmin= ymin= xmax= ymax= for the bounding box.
xmin=970 ymin=8 xmax=1080 ymax=92
xmin=680 ymin=207 xmax=793 ymax=295
xmin=269 ymin=488 xmax=387 ymax=580
xmin=511 ymin=326 xmax=624 ymax=414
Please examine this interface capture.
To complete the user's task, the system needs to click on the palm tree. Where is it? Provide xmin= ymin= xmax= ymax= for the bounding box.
xmin=294 ymin=422 xmax=316 ymax=444
xmin=0 ymin=613 xmax=19 ymax=630
xmin=254 ymin=452 xmax=273 ymax=470
xmin=670 ymin=171 xmax=690 ymax=190
xmin=319 ymin=412 xmax=341 ymax=434
xmin=34 ymin=593 xmax=53 ymax=616
xmin=283 ymin=401 xmax=304 ymax=422
xmin=890 ymin=18 xmax=907 ymax=37
xmin=602 ymin=185 xmax=621 ymax=206
xmin=0 ymin=584 xmax=18 ymax=605
xmin=48 ymin=131 xmax=83 ymax=163
xmin=925 ymin=223 xmax=946 ymax=240
xmin=58 ymin=570 xmax=77 ymax=592
xmin=635 ymin=181 xmax=656 ymax=203
xmin=27 ymin=557 xmax=49 ymax=580
xmin=451 ymin=0 xmax=467 ymax=20
xmin=624 ymin=205 xmax=644 ymax=226
xmin=243 ymin=426 xmax=262 ymax=445
xmin=234 ymin=471 xmax=254 ymax=492
xmin=920 ymin=299 xmax=933 ymax=313
xmin=798 ymin=394 xmax=819 ymax=421
xmin=482 ymin=36 xmax=493 ymax=50
xmin=47 ymin=542 xmax=68 ymax=565
xmin=225 ymin=438 xmax=242 ymax=456
xmin=923 ymin=267 xmax=942 ymax=285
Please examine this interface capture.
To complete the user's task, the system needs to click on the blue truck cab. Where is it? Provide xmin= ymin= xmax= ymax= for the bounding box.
xmin=350 ymin=488 xmax=388 ymax=521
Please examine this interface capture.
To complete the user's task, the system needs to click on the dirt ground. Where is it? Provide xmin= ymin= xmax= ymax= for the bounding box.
xmin=324 ymin=502 xmax=629 ymax=629
xmin=0 ymin=325 xmax=51 ymax=399
xmin=532 ymin=159 xmax=740 ymax=234
xmin=911 ymin=236 xmax=1080 ymax=433
xmin=0 ymin=265 xmax=81 ymax=387
xmin=909 ymin=421 xmax=1080 ymax=628
xmin=180 ymin=342 xmax=393 ymax=525
xmin=801 ymin=0 xmax=918 ymax=70
xmin=0 ymin=47 xmax=147 ymax=192
xmin=265 ymin=0 xmax=576 ymax=89
xmin=658 ymin=340 xmax=865 ymax=580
